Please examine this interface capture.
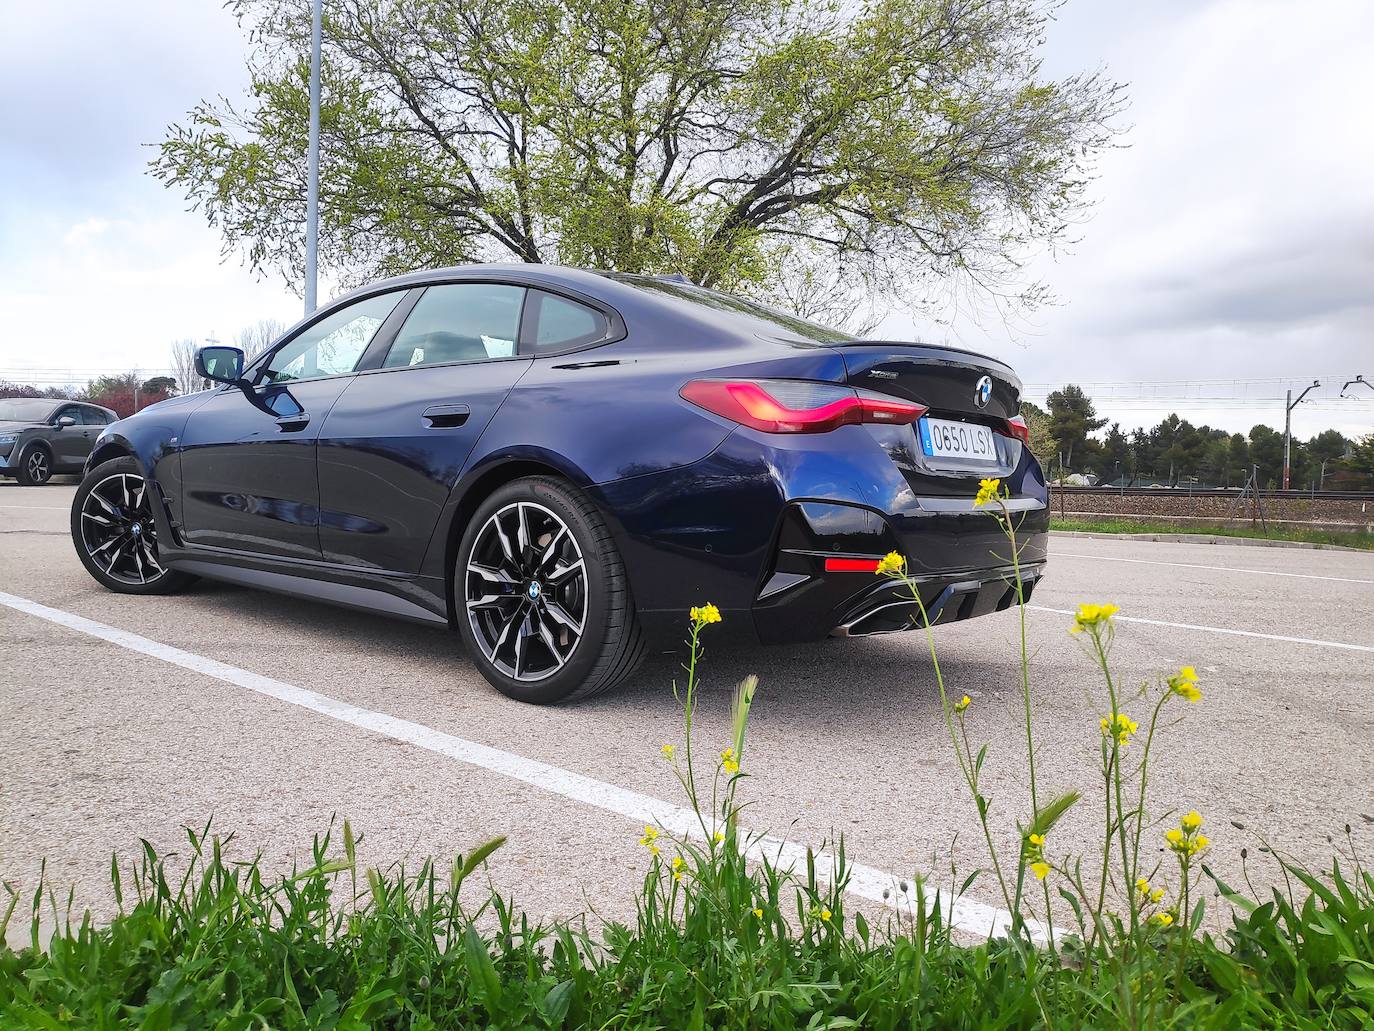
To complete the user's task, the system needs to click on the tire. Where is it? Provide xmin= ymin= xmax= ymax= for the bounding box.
xmin=455 ymin=476 xmax=644 ymax=704
xmin=16 ymin=443 xmax=53 ymax=485
xmin=70 ymin=457 xmax=196 ymax=595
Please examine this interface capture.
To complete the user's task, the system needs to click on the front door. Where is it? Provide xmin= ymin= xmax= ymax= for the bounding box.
xmin=50 ymin=405 xmax=90 ymax=468
xmin=177 ymin=291 xmax=409 ymax=559
xmin=316 ymin=282 xmax=532 ymax=571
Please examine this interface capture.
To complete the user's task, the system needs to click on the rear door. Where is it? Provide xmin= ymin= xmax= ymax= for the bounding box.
xmin=316 ymin=281 xmax=533 ymax=571
xmin=177 ymin=291 xmax=410 ymax=558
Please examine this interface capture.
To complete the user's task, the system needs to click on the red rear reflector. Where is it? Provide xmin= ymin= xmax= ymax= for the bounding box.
xmin=824 ymin=557 xmax=883 ymax=573
xmin=680 ymin=380 xmax=927 ymax=434
xmin=1001 ymin=415 xmax=1031 ymax=446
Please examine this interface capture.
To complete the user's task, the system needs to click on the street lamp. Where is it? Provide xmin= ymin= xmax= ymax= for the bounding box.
xmin=1282 ymin=380 xmax=1319 ymax=491
xmin=304 ymin=0 xmax=322 ymax=315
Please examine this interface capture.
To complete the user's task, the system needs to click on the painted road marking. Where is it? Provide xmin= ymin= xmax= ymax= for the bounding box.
xmin=0 ymin=589 xmax=1031 ymax=941
xmin=1029 ymin=605 xmax=1374 ymax=654
xmin=0 ymin=505 xmax=69 ymax=511
xmin=1054 ymin=551 xmax=1374 ymax=585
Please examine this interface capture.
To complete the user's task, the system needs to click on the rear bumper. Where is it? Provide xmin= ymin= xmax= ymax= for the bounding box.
xmin=751 ymin=497 xmax=1047 ymax=643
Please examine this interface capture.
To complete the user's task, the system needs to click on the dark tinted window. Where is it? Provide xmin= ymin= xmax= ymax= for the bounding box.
xmin=54 ymin=405 xmax=81 ymax=424
xmin=525 ymin=291 xmax=609 ymax=353
xmin=260 ymin=293 xmax=402 ymax=383
xmin=382 ymin=283 xmax=525 ymax=368
xmin=78 ymin=407 xmax=109 ymax=425
xmin=612 ymin=275 xmax=853 ymax=344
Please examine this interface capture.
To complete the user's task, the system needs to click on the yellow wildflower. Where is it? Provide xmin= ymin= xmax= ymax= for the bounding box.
xmin=639 ymin=825 xmax=660 ymax=855
xmin=874 ymin=551 xmax=906 ymax=576
xmin=954 ymin=694 xmax=971 ymax=714
xmin=1181 ymin=810 xmax=1203 ymax=832
xmin=1030 ymin=861 xmax=1050 ymax=881
xmin=1136 ymin=877 xmax=1152 ymax=897
xmin=1070 ymin=602 xmax=1121 ymax=634
xmin=660 ymin=743 xmax=676 ymax=761
xmin=671 ymin=855 xmax=685 ymax=882
xmin=1167 ymin=666 xmax=1202 ymax=703
xmin=1028 ymin=833 xmax=1045 ymax=849
xmin=689 ymin=603 xmax=722 ymax=626
xmin=720 ymin=747 xmax=739 ymax=775
xmin=820 ymin=908 xmax=832 ymax=922
xmin=973 ymin=477 xmax=1002 ymax=507
xmin=1100 ymin=712 xmax=1138 ymax=747
xmin=1165 ymin=828 xmax=1184 ymax=847
xmin=713 ymin=830 xmax=725 ymax=844
xmin=1151 ymin=888 xmax=1166 ymax=903
xmin=1152 ymin=912 xmax=1174 ymax=928
xmin=752 ymin=907 xmax=764 ymax=919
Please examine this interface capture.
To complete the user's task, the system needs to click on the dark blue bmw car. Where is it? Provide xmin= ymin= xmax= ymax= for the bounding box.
xmin=70 ymin=265 xmax=1048 ymax=703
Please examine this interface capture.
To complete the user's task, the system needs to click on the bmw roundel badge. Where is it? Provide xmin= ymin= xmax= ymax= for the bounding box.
xmin=974 ymin=375 xmax=993 ymax=409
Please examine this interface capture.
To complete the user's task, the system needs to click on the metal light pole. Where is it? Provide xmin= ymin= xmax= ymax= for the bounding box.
xmin=1282 ymin=379 xmax=1320 ymax=491
xmin=304 ymin=0 xmax=323 ymax=315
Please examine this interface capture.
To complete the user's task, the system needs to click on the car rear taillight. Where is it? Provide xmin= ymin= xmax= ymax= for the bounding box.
xmin=999 ymin=415 xmax=1031 ymax=446
xmin=680 ymin=379 xmax=927 ymax=434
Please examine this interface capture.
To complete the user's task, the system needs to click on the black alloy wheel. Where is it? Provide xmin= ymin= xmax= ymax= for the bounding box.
xmin=17 ymin=444 xmax=53 ymax=485
xmin=70 ymin=457 xmax=195 ymax=595
xmin=456 ymin=477 xmax=643 ymax=703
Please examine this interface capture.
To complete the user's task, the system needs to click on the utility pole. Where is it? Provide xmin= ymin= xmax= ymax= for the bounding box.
xmin=1282 ymin=379 xmax=1320 ymax=491
xmin=304 ymin=0 xmax=323 ymax=316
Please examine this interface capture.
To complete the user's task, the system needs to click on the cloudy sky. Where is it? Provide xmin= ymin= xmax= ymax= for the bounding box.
xmin=2 ymin=0 xmax=1371 ymax=439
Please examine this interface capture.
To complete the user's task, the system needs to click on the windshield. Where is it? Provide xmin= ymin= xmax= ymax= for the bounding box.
xmin=0 ymin=398 xmax=57 ymax=422
xmin=611 ymin=275 xmax=854 ymax=344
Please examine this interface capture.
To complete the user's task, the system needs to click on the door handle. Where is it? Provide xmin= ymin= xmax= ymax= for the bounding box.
xmin=276 ymin=413 xmax=311 ymax=431
xmin=422 ymin=404 xmax=470 ymax=428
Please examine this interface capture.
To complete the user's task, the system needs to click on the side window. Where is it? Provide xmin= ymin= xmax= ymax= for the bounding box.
xmin=78 ymin=407 xmax=107 ymax=426
xmin=259 ymin=293 xmax=403 ymax=384
xmin=381 ymin=283 xmax=525 ymax=369
xmin=525 ymin=290 xmax=610 ymax=353
xmin=54 ymin=405 xmax=80 ymax=424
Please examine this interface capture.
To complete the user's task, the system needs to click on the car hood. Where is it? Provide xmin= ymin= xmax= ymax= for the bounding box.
xmin=0 ymin=420 xmax=41 ymax=433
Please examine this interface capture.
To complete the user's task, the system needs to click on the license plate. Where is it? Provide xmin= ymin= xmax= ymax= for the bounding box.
xmin=918 ymin=417 xmax=997 ymax=463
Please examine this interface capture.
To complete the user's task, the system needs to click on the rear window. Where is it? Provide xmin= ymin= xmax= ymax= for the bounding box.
xmin=525 ymin=290 xmax=610 ymax=353
xmin=611 ymin=275 xmax=853 ymax=344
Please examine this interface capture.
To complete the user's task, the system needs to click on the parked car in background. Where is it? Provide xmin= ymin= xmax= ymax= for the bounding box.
xmin=68 ymin=264 xmax=1048 ymax=703
xmin=0 ymin=399 xmax=118 ymax=485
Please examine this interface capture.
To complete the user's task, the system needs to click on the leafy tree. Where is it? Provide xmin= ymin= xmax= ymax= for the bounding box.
xmin=83 ymin=373 xmax=174 ymax=419
xmin=142 ymin=376 xmax=179 ymax=396
xmin=1044 ymin=384 xmax=1105 ymax=471
xmin=1095 ymin=422 xmax=1131 ymax=482
xmin=1019 ymin=400 xmax=1055 ymax=469
xmin=154 ymin=0 xmax=1123 ymax=319
xmin=1344 ymin=433 xmax=1374 ymax=488
xmin=1247 ymin=424 xmax=1283 ymax=488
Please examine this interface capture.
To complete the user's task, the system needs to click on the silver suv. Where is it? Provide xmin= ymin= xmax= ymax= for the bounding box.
xmin=0 ymin=398 xmax=118 ymax=485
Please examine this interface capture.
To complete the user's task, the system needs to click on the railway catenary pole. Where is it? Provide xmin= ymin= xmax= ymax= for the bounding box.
xmin=1282 ymin=380 xmax=1320 ymax=491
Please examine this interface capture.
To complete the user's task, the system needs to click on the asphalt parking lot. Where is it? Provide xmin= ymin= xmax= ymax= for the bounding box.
xmin=3 ymin=479 xmax=1373 ymax=942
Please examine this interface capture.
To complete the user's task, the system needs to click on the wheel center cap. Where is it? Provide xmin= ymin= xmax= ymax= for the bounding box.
xmin=131 ymin=522 xmax=142 ymax=536
xmin=526 ymin=581 xmax=542 ymax=601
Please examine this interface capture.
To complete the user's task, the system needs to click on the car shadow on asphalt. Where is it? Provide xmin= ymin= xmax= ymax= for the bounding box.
xmin=174 ymin=578 xmax=1020 ymax=723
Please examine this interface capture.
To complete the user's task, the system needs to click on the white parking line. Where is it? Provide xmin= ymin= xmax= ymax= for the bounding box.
xmin=0 ymin=589 xmax=1030 ymax=941
xmin=1029 ymin=605 xmax=1374 ymax=654
xmin=1054 ymin=552 xmax=1374 ymax=585
xmin=0 ymin=505 xmax=69 ymax=511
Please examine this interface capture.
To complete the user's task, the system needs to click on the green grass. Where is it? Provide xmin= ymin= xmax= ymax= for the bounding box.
xmin=3 ymin=823 xmax=1374 ymax=1029
xmin=1053 ymin=515 xmax=1374 ymax=551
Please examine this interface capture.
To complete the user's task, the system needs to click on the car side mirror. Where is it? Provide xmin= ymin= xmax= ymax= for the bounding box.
xmin=56 ymin=416 xmax=76 ymax=429
xmin=195 ymin=345 xmax=246 ymax=384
